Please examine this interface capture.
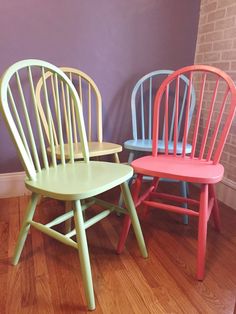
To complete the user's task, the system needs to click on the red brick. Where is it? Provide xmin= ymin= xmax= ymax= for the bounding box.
xmin=226 ymin=4 xmax=236 ymax=16
xmin=221 ymin=50 xmax=236 ymax=60
xmin=226 ymin=169 xmax=236 ymax=182
xmin=215 ymin=17 xmax=235 ymax=29
xmin=194 ymin=54 xmax=204 ymax=63
xmin=229 ymin=122 xmax=236 ymax=134
xmin=218 ymin=0 xmax=236 ymax=8
xmin=196 ymin=34 xmax=207 ymax=45
xmin=203 ymin=51 xmax=221 ymax=62
xmin=199 ymin=14 xmax=208 ymax=26
xmin=199 ymin=22 xmax=215 ymax=33
xmin=229 ymin=134 xmax=236 ymax=146
xmin=220 ymin=151 xmax=229 ymax=163
xmin=201 ymin=0 xmax=214 ymax=6
xmin=205 ymin=30 xmax=224 ymax=42
xmin=201 ymin=1 xmax=217 ymax=13
xmin=224 ymin=143 xmax=236 ymax=155
xmin=229 ymin=154 xmax=236 ymax=164
xmin=213 ymin=40 xmax=232 ymax=51
xmin=230 ymin=61 xmax=236 ymax=70
xmin=224 ymin=26 xmax=236 ymax=39
xmin=208 ymin=9 xmax=226 ymax=22
xmin=210 ymin=61 xmax=231 ymax=71
xmin=205 ymin=31 xmax=224 ymax=42
xmin=227 ymin=72 xmax=236 ymax=81
xmin=197 ymin=42 xmax=213 ymax=53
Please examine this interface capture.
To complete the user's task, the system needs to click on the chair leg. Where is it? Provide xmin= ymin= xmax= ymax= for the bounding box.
xmin=12 ymin=193 xmax=40 ymax=265
xmin=74 ymin=200 xmax=95 ymax=311
xmin=117 ymin=174 xmax=142 ymax=254
xmin=116 ymin=214 xmax=131 ymax=254
xmin=180 ymin=181 xmax=189 ymax=225
xmin=65 ymin=201 xmax=72 ymax=233
xmin=197 ymin=184 xmax=208 ymax=280
xmin=142 ymin=176 xmax=159 ymax=218
xmin=209 ymin=184 xmax=221 ymax=232
xmin=113 ymin=152 xmax=120 ymax=163
xmin=118 ymin=151 xmax=135 ymax=208
xmin=117 ymin=180 xmax=147 ymax=258
xmin=127 ymin=151 xmax=135 ymax=164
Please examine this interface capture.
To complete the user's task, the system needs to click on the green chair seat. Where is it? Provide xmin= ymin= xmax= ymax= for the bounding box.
xmin=26 ymin=161 xmax=133 ymax=200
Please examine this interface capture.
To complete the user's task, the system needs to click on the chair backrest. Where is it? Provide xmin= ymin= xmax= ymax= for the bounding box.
xmin=36 ymin=67 xmax=103 ymax=144
xmin=131 ymin=70 xmax=196 ymax=142
xmin=152 ymin=65 xmax=236 ymax=164
xmin=0 ymin=59 xmax=90 ymax=181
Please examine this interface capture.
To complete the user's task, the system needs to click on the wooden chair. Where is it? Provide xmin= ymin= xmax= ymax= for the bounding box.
xmin=120 ymin=70 xmax=196 ymax=224
xmin=35 ymin=66 xmax=122 ymax=163
xmin=0 ymin=59 xmax=147 ymax=311
xmin=117 ymin=65 xmax=236 ymax=280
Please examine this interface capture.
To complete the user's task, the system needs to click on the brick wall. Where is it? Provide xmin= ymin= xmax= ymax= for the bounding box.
xmin=194 ymin=0 xmax=236 ymax=198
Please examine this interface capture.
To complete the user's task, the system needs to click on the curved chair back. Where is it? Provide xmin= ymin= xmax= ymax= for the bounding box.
xmin=0 ymin=60 xmax=89 ymax=180
xmin=131 ymin=70 xmax=196 ymax=142
xmin=152 ymin=65 xmax=236 ymax=163
xmin=36 ymin=67 xmax=103 ymax=145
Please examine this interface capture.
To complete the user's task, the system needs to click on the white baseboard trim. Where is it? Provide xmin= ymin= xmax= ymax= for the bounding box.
xmin=216 ymin=177 xmax=236 ymax=210
xmin=0 ymin=171 xmax=235 ymax=210
xmin=0 ymin=171 xmax=30 ymax=199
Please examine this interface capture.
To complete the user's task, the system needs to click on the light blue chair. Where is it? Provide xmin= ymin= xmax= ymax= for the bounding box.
xmin=123 ymin=70 xmax=196 ymax=224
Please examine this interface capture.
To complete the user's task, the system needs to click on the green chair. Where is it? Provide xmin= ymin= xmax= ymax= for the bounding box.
xmin=0 ymin=59 xmax=147 ymax=311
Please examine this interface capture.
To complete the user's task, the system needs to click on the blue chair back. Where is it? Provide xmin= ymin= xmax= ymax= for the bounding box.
xmin=131 ymin=70 xmax=196 ymax=143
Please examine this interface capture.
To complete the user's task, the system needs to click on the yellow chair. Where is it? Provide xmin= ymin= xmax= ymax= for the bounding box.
xmin=35 ymin=66 xmax=122 ymax=163
xmin=0 ymin=59 xmax=147 ymax=311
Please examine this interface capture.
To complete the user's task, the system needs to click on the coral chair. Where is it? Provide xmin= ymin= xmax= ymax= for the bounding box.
xmin=0 ymin=59 xmax=147 ymax=310
xmin=117 ymin=65 xmax=236 ymax=280
xmin=120 ymin=70 xmax=196 ymax=224
xmin=36 ymin=66 xmax=122 ymax=163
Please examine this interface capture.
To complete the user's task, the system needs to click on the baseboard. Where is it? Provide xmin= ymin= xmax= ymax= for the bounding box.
xmin=0 ymin=171 xmax=235 ymax=210
xmin=216 ymin=177 xmax=236 ymax=210
xmin=0 ymin=171 xmax=31 ymax=198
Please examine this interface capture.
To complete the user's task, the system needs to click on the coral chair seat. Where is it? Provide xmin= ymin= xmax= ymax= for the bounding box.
xmin=117 ymin=65 xmax=236 ymax=281
xmin=131 ymin=155 xmax=224 ymax=184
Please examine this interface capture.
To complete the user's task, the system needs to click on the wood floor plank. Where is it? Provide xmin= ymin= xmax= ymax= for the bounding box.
xmin=0 ymin=182 xmax=235 ymax=313
xmin=98 ymin=217 xmax=166 ymax=313
xmin=88 ymin=219 xmax=140 ymax=314
xmin=39 ymin=199 xmax=89 ymax=313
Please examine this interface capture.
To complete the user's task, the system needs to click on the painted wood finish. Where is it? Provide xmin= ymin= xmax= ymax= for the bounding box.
xmin=124 ymin=70 xmax=196 ymax=156
xmin=129 ymin=70 xmax=196 ymax=144
xmin=0 ymin=59 xmax=147 ymax=310
xmin=118 ymin=65 xmax=236 ymax=280
xmin=35 ymin=66 xmax=122 ymax=160
xmin=122 ymin=70 xmax=196 ymax=225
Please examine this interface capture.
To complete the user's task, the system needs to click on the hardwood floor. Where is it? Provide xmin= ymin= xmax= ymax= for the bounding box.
xmin=0 ymin=183 xmax=235 ymax=313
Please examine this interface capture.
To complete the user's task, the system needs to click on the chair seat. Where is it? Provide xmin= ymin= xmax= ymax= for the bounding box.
xmin=124 ymin=139 xmax=192 ymax=154
xmin=49 ymin=142 xmax=122 ymax=159
xmin=26 ymin=161 xmax=132 ymax=200
xmin=131 ymin=155 xmax=224 ymax=184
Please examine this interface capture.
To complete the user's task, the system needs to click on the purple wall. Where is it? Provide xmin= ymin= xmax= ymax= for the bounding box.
xmin=0 ymin=0 xmax=200 ymax=172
